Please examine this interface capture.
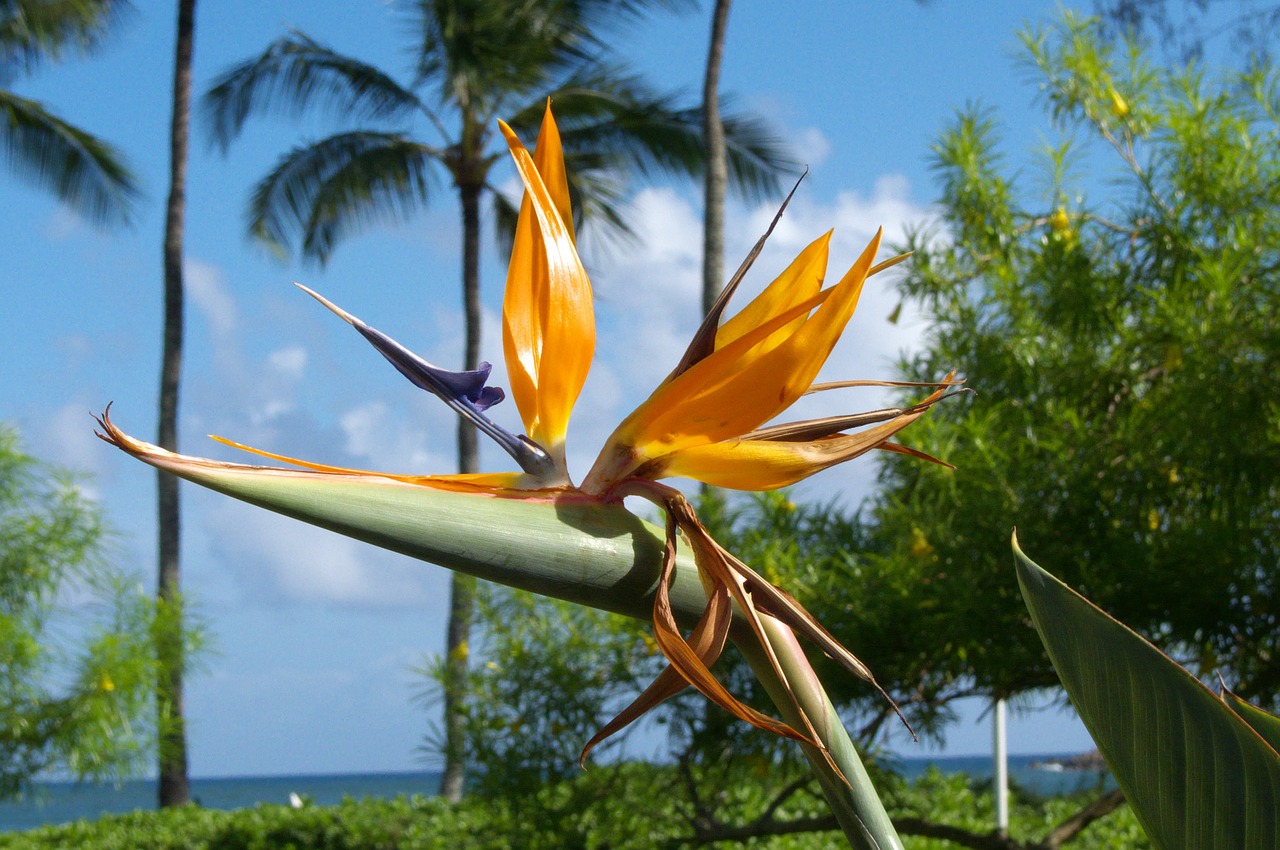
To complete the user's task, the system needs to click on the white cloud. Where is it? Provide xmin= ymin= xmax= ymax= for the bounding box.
xmin=186 ymin=257 xmax=238 ymax=339
xmin=206 ymin=500 xmax=446 ymax=608
xmin=340 ymin=402 xmax=391 ymax=458
xmin=626 ymin=187 xmax=705 ymax=272
xmin=751 ymin=173 xmax=924 ymax=255
xmin=42 ymin=402 xmax=109 ymax=481
xmin=585 ymin=188 xmax=704 ymax=410
xmin=339 ymin=400 xmax=454 ymax=475
xmin=267 ymin=346 xmax=307 ymax=379
xmin=42 ymin=207 xmax=84 ymax=242
xmin=794 ymin=126 xmax=832 ymax=167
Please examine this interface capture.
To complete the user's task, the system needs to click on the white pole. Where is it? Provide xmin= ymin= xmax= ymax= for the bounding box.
xmin=993 ymin=697 xmax=1009 ymax=833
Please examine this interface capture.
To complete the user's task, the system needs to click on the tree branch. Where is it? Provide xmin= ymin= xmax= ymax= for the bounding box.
xmin=679 ymin=812 xmax=1023 ymax=848
xmin=750 ymin=774 xmax=815 ymax=827
xmin=1040 ymin=789 xmax=1126 ymax=849
xmin=896 ymin=818 xmax=1023 ymax=850
xmin=670 ymin=790 xmax=1130 ymax=850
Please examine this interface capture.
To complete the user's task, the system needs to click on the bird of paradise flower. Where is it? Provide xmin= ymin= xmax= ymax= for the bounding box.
xmin=99 ymin=104 xmax=957 ymax=773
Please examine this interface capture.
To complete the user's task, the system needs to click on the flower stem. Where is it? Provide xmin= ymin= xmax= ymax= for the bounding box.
xmin=736 ymin=616 xmax=903 ymax=850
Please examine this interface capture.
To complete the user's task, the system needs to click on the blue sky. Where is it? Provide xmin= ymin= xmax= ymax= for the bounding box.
xmin=3 ymin=0 xmax=1105 ymax=777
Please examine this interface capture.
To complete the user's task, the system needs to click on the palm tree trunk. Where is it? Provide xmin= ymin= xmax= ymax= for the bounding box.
xmin=701 ymin=0 xmax=732 ymax=315
xmin=157 ymin=0 xmax=196 ymax=809
xmin=440 ymin=179 xmax=483 ymax=803
xmin=457 ymin=183 xmax=482 ymax=474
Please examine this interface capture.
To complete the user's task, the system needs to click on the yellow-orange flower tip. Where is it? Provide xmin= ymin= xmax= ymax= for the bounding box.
xmin=496 ymin=118 xmax=519 ymax=147
xmin=499 ymin=109 xmax=594 ymax=466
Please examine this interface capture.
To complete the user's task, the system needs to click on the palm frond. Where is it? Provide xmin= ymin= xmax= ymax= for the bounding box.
xmin=565 ymin=0 xmax=697 ymax=38
xmin=718 ymin=103 xmax=802 ymax=200
xmin=534 ymin=69 xmax=799 ymax=201
xmin=0 ymin=88 xmax=137 ymax=225
xmin=561 ymin=165 xmax=634 ymax=256
xmin=0 ymin=0 xmax=130 ymax=78
xmin=202 ymin=30 xmax=423 ymax=152
xmin=409 ymin=0 xmax=591 ymax=112
xmin=247 ymin=130 xmax=442 ymax=264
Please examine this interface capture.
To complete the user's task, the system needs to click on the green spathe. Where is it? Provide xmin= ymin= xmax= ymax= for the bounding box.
xmin=168 ymin=458 xmax=708 ymax=623
xmin=102 ymin=415 xmax=904 ymax=850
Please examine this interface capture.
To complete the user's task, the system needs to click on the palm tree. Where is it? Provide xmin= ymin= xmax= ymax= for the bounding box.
xmin=203 ymin=0 xmax=794 ymax=801
xmin=700 ymin=0 xmax=731 ymax=316
xmin=1 ymin=0 xmax=138 ymax=225
xmin=156 ymin=0 xmax=196 ymax=809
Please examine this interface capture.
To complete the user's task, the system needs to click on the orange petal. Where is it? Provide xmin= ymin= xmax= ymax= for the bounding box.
xmin=714 ymin=231 xmax=831 ymax=353
xmin=650 ymin=386 xmax=951 ymax=490
xmin=580 ymin=512 xmax=734 ymax=763
xmin=599 ymin=230 xmax=883 ymax=480
xmin=531 ymin=101 xmax=574 ymax=244
xmin=499 ymin=110 xmax=595 ymax=458
xmin=206 ymin=435 xmax=529 ymax=492
xmin=653 ymin=431 xmax=902 ymax=491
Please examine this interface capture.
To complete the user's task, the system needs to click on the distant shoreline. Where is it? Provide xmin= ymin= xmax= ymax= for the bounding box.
xmin=1 ymin=754 xmax=1111 ymax=834
xmin=36 ymin=753 xmax=1095 ymax=785
xmin=1029 ymin=750 xmax=1108 ymax=772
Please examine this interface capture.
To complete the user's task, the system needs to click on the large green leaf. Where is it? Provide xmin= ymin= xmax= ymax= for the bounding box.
xmin=1013 ymin=534 xmax=1280 ymax=849
xmin=1223 ymin=690 xmax=1280 ymax=754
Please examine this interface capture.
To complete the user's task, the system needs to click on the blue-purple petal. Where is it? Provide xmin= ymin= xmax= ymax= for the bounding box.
xmin=351 ymin=323 xmax=505 ymax=414
xmin=472 ymin=385 xmax=506 ymax=412
xmin=306 ymin=290 xmax=554 ymax=478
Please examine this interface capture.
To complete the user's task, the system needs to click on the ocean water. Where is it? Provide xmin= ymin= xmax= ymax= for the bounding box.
xmin=0 ymin=756 xmax=1110 ymax=834
xmin=892 ymin=753 xmax=1113 ymax=798
xmin=0 ymin=772 xmax=443 ymax=834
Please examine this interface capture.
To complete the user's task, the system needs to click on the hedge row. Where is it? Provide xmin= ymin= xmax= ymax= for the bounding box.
xmin=0 ymin=796 xmax=513 ymax=850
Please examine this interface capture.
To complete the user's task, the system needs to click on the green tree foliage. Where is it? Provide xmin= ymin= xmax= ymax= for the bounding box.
xmin=0 ymin=0 xmax=138 ymax=225
xmin=418 ymin=585 xmax=665 ymax=797
xmin=872 ymin=10 xmax=1280 ymax=706
xmin=422 ymin=495 xmax=1143 ymax=848
xmin=0 ymin=774 xmax=1153 ymax=850
xmin=0 ymin=424 xmax=173 ymax=798
xmin=1094 ymin=0 xmax=1280 ymax=66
